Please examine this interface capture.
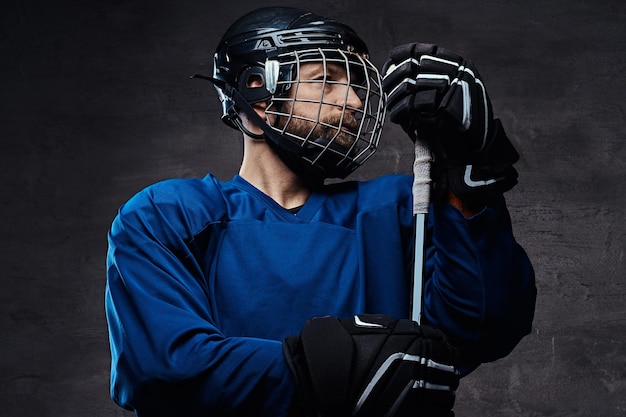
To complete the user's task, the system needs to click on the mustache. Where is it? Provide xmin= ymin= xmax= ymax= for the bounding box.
xmin=323 ymin=113 xmax=361 ymax=133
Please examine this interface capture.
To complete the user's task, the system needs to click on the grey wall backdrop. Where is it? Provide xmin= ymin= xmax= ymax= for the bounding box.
xmin=2 ymin=0 xmax=625 ymax=415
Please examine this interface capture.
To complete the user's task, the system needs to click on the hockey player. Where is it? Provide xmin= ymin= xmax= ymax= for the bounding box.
xmin=105 ymin=6 xmax=536 ymax=417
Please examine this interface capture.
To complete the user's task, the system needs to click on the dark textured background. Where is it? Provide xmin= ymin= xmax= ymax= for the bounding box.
xmin=1 ymin=0 xmax=625 ymax=416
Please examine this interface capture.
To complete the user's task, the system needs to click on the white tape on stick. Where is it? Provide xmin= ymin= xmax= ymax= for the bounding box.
xmin=412 ymin=139 xmax=432 ymax=215
xmin=411 ymin=138 xmax=432 ymax=324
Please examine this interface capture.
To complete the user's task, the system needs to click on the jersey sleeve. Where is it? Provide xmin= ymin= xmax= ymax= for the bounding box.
xmin=105 ymin=179 xmax=295 ymax=416
xmin=422 ymin=195 xmax=536 ymax=375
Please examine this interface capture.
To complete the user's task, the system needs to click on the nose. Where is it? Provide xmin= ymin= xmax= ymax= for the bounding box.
xmin=345 ymin=84 xmax=363 ymax=110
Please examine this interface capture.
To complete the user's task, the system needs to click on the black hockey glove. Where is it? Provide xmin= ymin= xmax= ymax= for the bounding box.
xmin=283 ymin=314 xmax=459 ymax=417
xmin=382 ymin=42 xmax=519 ymax=205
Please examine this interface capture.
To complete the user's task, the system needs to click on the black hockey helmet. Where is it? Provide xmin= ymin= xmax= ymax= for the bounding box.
xmin=196 ymin=7 xmax=386 ymax=180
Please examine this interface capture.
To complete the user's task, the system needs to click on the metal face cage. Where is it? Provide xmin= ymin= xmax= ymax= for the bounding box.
xmin=263 ymin=48 xmax=387 ymax=178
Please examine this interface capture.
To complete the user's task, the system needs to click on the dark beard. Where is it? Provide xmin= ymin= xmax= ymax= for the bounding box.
xmin=278 ymin=113 xmax=360 ymax=149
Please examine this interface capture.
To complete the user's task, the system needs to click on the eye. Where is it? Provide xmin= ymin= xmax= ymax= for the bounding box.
xmin=308 ymin=74 xmax=335 ymax=91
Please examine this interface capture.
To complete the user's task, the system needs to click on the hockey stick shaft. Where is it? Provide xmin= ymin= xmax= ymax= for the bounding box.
xmin=411 ymin=138 xmax=432 ymax=324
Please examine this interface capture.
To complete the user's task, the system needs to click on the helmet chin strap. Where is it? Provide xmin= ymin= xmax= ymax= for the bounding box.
xmin=192 ymin=73 xmax=266 ymax=140
xmin=230 ymin=88 xmax=346 ymax=181
xmin=232 ymin=116 xmax=265 ymax=140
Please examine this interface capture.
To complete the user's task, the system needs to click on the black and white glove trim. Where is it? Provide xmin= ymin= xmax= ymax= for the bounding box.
xmin=283 ymin=314 xmax=459 ymax=417
xmin=354 ymin=350 xmax=457 ymax=415
xmin=382 ymin=43 xmax=520 ymax=204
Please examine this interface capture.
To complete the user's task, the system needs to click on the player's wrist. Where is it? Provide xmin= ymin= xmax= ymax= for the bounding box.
xmin=447 ymin=189 xmax=483 ymax=218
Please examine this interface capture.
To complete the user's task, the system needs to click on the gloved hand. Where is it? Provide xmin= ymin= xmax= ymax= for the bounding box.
xmin=382 ymin=43 xmax=519 ymax=205
xmin=283 ymin=314 xmax=459 ymax=417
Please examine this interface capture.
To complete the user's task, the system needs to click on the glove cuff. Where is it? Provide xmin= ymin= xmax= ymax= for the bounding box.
xmin=443 ymin=119 xmax=520 ymax=205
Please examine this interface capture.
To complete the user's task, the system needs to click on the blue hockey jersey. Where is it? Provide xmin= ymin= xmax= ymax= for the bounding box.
xmin=105 ymin=174 xmax=535 ymax=416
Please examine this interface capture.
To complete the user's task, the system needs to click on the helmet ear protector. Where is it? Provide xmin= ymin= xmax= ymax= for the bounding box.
xmin=192 ymin=59 xmax=291 ymax=142
xmin=237 ymin=66 xmax=271 ymax=103
xmin=235 ymin=61 xmax=295 ymax=107
xmin=193 ymin=7 xmax=387 ymax=180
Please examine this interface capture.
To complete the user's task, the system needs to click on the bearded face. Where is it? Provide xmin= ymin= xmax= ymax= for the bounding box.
xmin=276 ymin=111 xmax=361 ymax=149
xmin=271 ymin=62 xmax=364 ymax=151
xmin=261 ymin=53 xmax=385 ymax=179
